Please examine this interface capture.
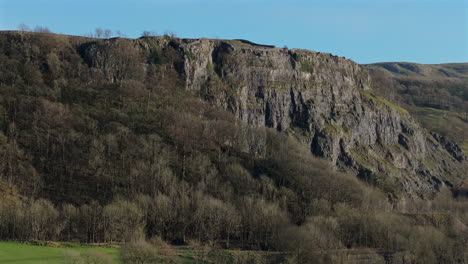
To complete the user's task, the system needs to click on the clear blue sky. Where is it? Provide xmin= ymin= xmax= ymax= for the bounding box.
xmin=0 ymin=0 xmax=466 ymax=64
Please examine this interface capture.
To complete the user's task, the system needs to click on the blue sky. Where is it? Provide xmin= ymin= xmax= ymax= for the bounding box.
xmin=0 ymin=0 xmax=466 ymax=64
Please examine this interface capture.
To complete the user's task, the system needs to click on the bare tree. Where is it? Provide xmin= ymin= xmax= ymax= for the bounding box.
xmin=18 ymin=24 xmax=30 ymax=32
xmin=115 ymin=30 xmax=126 ymax=37
xmin=164 ymin=30 xmax=177 ymax=38
xmin=104 ymin=29 xmax=112 ymax=38
xmin=64 ymin=250 xmax=113 ymax=264
xmin=34 ymin=26 xmax=52 ymax=33
xmin=103 ymin=199 xmax=144 ymax=242
xmin=95 ymin=28 xmax=103 ymax=38
xmin=142 ymin=31 xmax=158 ymax=37
xmin=120 ymin=240 xmax=165 ymax=264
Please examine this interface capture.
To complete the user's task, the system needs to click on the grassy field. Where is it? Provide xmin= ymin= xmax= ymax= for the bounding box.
xmin=0 ymin=242 xmax=120 ymax=264
xmin=0 ymin=241 xmax=286 ymax=264
xmin=0 ymin=241 xmax=209 ymax=264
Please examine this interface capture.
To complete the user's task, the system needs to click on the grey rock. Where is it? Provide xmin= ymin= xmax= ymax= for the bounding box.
xmin=81 ymin=37 xmax=467 ymax=199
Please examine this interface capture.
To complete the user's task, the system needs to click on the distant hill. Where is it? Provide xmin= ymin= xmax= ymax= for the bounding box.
xmin=367 ymin=62 xmax=468 ymax=78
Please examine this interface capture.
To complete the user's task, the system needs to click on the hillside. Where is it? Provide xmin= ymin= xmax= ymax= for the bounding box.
xmin=0 ymin=31 xmax=465 ymax=200
xmin=176 ymin=41 xmax=466 ymax=198
xmin=0 ymin=31 xmax=467 ymax=263
xmin=368 ymin=62 xmax=468 ymax=78
xmin=366 ymin=62 xmax=468 ymax=153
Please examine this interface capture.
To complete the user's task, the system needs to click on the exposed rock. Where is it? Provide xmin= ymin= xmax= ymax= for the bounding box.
xmin=79 ymin=36 xmax=467 ymax=198
xmin=431 ymin=132 xmax=466 ymax=162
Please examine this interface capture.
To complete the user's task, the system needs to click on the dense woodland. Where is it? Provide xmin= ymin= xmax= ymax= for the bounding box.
xmin=0 ymin=31 xmax=467 ymax=263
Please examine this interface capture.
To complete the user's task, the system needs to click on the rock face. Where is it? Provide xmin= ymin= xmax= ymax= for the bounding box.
xmin=80 ymin=37 xmax=466 ymax=198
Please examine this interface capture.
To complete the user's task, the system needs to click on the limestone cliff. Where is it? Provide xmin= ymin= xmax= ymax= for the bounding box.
xmin=80 ymin=36 xmax=466 ymax=198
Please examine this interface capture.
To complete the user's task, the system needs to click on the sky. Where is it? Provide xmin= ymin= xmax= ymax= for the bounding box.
xmin=0 ymin=0 xmax=466 ymax=64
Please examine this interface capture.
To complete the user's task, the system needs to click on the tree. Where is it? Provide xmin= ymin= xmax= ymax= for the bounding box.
xmin=120 ymin=239 xmax=173 ymax=264
xmin=60 ymin=204 xmax=80 ymax=242
xmin=194 ymin=196 xmax=228 ymax=246
xmin=64 ymin=250 xmax=113 ymax=264
xmin=29 ymin=199 xmax=61 ymax=240
xmin=103 ymin=199 xmax=144 ymax=242
xmin=18 ymin=24 xmax=30 ymax=32
xmin=104 ymin=29 xmax=112 ymax=39
xmin=34 ymin=26 xmax=52 ymax=33
xmin=147 ymin=194 xmax=175 ymax=240
xmin=163 ymin=31 xmax=177 ymax=38
xmin=95 ymin=28 xmax=103 ymax=38
xmin=142 ymin=31 xmax=157 ymax=37
xmin=116 ymin=30 xmax=126 ymax=37
xmin=238 ymin=198 xmax=288 ymax=249
xmin=80 ymin=201 xmax=104 ymax=243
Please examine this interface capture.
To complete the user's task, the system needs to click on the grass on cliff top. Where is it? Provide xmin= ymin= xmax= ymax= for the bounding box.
xmin=361 ymin=90 xmax=409 ymax=114
xmin=410 ymin=107 xmax=468 ymax=153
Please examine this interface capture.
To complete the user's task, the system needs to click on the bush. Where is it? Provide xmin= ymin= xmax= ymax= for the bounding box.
xmin=64 ymin=250 xmax=113 ymax=264
xmin=120 ymin=239 xmax=180 ymax=264
xmin=103 ymin=199 xmax=144 ymax=242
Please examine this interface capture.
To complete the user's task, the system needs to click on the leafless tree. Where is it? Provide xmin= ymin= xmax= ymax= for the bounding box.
xmin=104 ymin=29 xmax=112 ymax=38
xmin=142 ymin=31 xmax=158 ymax=37
xmin=18 ymin=24 xmax=30 ymax=32
xmin=95 ymin=28 xmax=103 ymax=38
xmin=120 ymin=240 xmax=164 ymax=264
xmin=164 ymin=30 xmax=177 ymax=38
xmin=115 ymin=30 xmax=126 ymax=37
xmin=34 ymin=26 xmax=52 ymax=33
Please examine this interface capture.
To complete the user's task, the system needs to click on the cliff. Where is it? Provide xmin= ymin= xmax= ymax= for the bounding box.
xmin=74 ymin=35 xmax=467 ymax=198
xmin=4 ymin=31 xmax=467 ymax=198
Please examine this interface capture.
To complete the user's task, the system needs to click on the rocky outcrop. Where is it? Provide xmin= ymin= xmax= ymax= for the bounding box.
xmin=79 ymin=36 xmax=466 ymax=198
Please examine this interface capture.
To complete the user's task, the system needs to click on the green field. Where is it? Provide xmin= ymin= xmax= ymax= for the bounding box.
xmin=0 ymin=241 xmax=284 ymax=264
xmin=0 ymin=242 xmax=120 ymax=264
xmin=0 ymin=242 xmax=208 ymax=264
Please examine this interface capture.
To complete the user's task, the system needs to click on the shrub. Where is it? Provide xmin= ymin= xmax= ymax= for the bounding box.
xmin=64 ymin=250 xmax=113 ymax=264
xmin=120 ymin=239 xmax=180 ymax=264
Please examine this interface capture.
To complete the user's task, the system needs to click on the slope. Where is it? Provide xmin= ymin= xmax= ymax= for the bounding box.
xmin=366 ymin=62 xmax=468 ymax=153
xmin=0 ymin=31 xmax=465 ymax=201
xmin=0 ymin=30 xmax=467 ymax=263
